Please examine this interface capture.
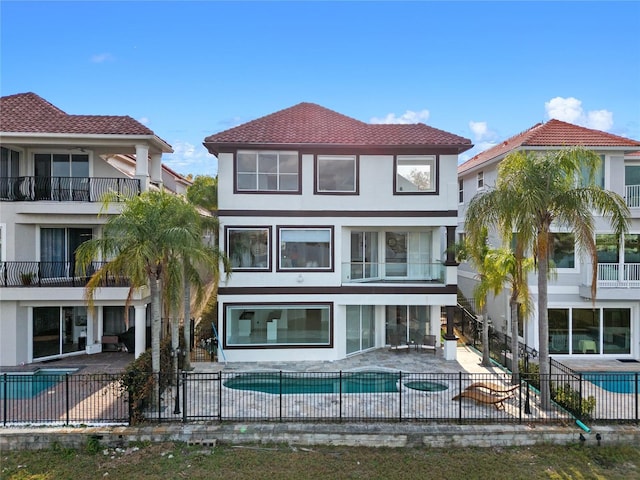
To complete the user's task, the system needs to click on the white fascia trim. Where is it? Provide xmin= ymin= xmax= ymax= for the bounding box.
xmin=0 ymin=132 xmax=173 ymax=153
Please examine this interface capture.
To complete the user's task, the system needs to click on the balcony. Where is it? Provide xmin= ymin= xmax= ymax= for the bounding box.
xmin=626 ymin=184 xmax=640 ymax=208
xmin=596 ymin=263 xmax=640 ymax=288
xmin=0 ymin=261 xmax=129 ymax=287
xmin=0 ymin=176 xmax=140 ymax=202
xmin=341 ymin=262 xmax=445 ymax=283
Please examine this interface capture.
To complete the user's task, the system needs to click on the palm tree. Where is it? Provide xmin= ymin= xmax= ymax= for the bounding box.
xmin=76 ymin=189 xmax=228 ymax=374
xmin=465 ymin=147 xmax=629 ymax=409
xmin=458 ymin=229 xmax=505 ymax=367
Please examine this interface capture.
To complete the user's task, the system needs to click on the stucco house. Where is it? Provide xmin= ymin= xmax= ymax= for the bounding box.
xmin=0 ymin=92 xmax=181 ymax=366
xmin=457 ymin=119 xmax=640 ymax=360
xmin=204 ymin=102 xmax=472 ymax=362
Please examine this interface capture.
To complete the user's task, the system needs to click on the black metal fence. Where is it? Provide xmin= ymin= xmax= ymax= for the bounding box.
xmin=0 ymin=261 xmax=130 ymax=288
xmin=3 ymin=368 xmax=637 ymax=427
xmin=1 ymin=372 xmax=129 ymax=426
xmin=0 ymin=176 xmax=140 ymax=202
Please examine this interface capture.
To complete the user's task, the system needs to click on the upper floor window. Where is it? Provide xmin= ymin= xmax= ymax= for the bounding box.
xmin=625 ymin=164 xmax=640 ymax=208
xmin=579 ymin=155 xmax=604 ymax=188
xmin=458 ymin=179 xmax=464 ymax=203
xmin=477 ymin=171 xmax=484 ymax=189
xmin=226 ymin=227 xmax=271 ymax=271
xmin=549 ymin=232 xmax=575 ymax=269
xmin=1 ymin=147 xmax=20 ymax=200
xmin=236 ymin=150 xmax=300 ymax=193
xmin=278 ymin=226 xmax=333 ymax=271
xmin=395 ymin=155 xmax=437 ymax=194
xmin=316 ymin=155 xmax=358 ymax=194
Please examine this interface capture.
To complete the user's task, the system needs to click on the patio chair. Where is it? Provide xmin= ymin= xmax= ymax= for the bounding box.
xmin=464 ymin=382 xmax=520 ymax=395
xmin=452 ymin=389 xmax=511 ymax=410
xmin=418 ymin=334 xmax=437 ymax=354
xmin=388 ymin=333 xmax=409 ymax=353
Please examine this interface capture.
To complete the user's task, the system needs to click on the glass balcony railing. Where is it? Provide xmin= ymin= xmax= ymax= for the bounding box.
xmin=341 ymin=262 xmax=445 ymax=283
xmin=0 ymin=261 xmax=129 ymax=287
xmin=0 ymin=176 xmax=140 ymax=202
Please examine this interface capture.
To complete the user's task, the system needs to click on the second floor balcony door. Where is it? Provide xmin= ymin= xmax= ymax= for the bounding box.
xmin=35 ymin=153 xmax=89 ymax=201
xmin=40 ymin=227 xmax=92 ymax=278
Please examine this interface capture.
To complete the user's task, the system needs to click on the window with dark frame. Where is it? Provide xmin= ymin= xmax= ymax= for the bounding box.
xmin=395 ymin=155 xmax=436 ymax=193
xmin=236 ymin=150 xmax=299 ymax=192
xmin=279 ymin=227 xmax=332 ymax=270
xmin=316 ymin=155 xmax=357 ymax=193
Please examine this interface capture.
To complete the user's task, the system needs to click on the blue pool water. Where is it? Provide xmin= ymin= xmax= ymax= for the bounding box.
xmin=581 ymin=372 xmax=640 ymax=394
xmin=224 ymin=372 xmax=449 ymax=394
xmin=1 ymin=368 xmax=77 ymax=399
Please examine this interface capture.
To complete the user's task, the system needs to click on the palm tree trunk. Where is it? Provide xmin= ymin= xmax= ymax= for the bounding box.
xmin=510 ymin=299 xmax=520 ymax=384
xmin=538 ymin=254 xmax=551 ymax=410
xmin=150 ymin=274 xmax=161 ymax=374
xmin=481 ymin=307 xmax=491 ymax=367
xmin=183 ymin=271 xmax=192 ymax=371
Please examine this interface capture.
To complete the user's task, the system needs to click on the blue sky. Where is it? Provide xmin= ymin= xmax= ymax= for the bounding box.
xmin=2 ymin=1 xmax=639 ymax=177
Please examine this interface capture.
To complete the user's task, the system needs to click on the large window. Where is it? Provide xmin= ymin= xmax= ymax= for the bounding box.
xmin=226 ymin=227 xmax=271 ymax=270
xmin=33 ymin=306 xmax=87 ymax=359
xmin=350 ymin=231 xmax=379 ymax=280
xmin=236 ymin=150 xmax=299 ymax=192
xmin=549 ymin=233 xmax=575 ymax=268
xmin=225 ymin=304 xmax=332 ymax=347
xmin=580 ymin=156 xmax=604 ymax=188
xmin=278 ymin=227 xmax=332 ymax=270
xmin=316 ymin=155 xmax=357 ymax=193
xmin=548 ymin=307 xmax=630 ymax=355
xmin=395 ymin=155 xmax=436 ymax=193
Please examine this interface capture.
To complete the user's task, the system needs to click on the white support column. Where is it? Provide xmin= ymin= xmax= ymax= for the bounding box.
xmin=150 ymin=153 xmax=163 ymax=186
xmin=134 ymin=305 xmax=147 ymax=359
xmin=135 ymin=144 xmax=150 ymax=192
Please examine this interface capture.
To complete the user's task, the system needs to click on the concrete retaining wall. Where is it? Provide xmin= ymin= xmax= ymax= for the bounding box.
xmin=1 ymin=423 xmax=639 ymax=451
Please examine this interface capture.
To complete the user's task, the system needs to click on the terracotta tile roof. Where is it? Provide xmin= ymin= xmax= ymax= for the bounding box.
xmin=459 ymin=119 xmax=640 ymax=174
xmin=627 ymin=151 xmax=640 ymax=157
xmin=0 ymin=92 xmax=155 ymax=135
xmin=204 ymin=102 xmax=472 ymax=154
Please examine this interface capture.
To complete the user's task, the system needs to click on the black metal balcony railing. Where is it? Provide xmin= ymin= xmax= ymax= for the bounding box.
xmin=0 ymin=261 xmax=129 ymax=287
xmin=0 ymin=176 xmax=140 ymax=202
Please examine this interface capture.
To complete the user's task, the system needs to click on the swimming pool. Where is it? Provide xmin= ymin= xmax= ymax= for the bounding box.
xmin=1 ymin=368 xmax=78 ymax=399
xmin=224 ymin=371 xmax=449 ymax=394
xmin=581 ymin=372 xmax=640 ymax=394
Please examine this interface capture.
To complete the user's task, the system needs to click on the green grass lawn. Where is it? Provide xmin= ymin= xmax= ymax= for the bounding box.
xmin=2 ymin=442 xmax=639 ymax=479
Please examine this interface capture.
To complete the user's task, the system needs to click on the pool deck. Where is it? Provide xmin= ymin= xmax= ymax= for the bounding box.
xmin=3 ymin=345 xmax=638 ymax=376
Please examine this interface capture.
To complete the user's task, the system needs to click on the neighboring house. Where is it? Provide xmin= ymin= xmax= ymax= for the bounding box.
xmin=457 ymin=119 xmax=640 ymax=360
xmin=204 ymin=102 xmax=472 ymax=362
xmin=0 ymin=92 xmax=176 ymax=367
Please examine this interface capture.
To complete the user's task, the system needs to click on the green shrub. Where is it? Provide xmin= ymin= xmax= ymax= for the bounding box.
xmin=119 ymin=336 xmax=173 ymax=424
xmin=552 ymin=382 xmax=596 ymax=420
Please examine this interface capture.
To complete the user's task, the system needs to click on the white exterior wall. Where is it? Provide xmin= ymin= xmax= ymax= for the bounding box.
xmin=457 ymin=150 xmax=640 ymax=360
xmin=217 ymin=150 xmax=459 ymax=362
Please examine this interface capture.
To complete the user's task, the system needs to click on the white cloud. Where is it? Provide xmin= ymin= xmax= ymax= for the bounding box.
xmin=468 ymin=121 xmax=498 ymax=142
xmin=370 ymin=109 xmax=430 ymax=124
xmin=162 ymin=140 xmax=218 ymax=176
xmin=586 ymin=109 xmax=614 ymax=131
xmin=90 ymin=53 xmax=115 ymax=63
xmin=138 ymin=117 xmax=150 ymax=125
xmin=544 ymin=97 xmax=614 ymax=131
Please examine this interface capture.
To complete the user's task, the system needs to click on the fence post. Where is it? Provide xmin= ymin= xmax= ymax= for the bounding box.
xmin=458 ymin=372 xmax=462 ymax=423
xmin=218 ymin=373 xmax=222 ymax=422
xmin=279 ymin=371 xmax=283 ymax=422
xmin=339 ymin=371 xmax=343 ymax=422
xmin=635 ymin=372 xmax=640 ymax=423
xmin=65 ymin=373 xmax=70 ymax=426
xmin=3 ymin=373 xmax=7 ymax=426
xmin=181 ymin=371 xmax=187 ymax=423
xmin=578 ymin=373 xmax=583 ymax=422
xmin=398 ymin=371 xmax=402 ymax=422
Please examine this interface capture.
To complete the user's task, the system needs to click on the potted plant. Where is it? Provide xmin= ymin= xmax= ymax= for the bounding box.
xmin=20 ymin=271 xmax=34 ymax=285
